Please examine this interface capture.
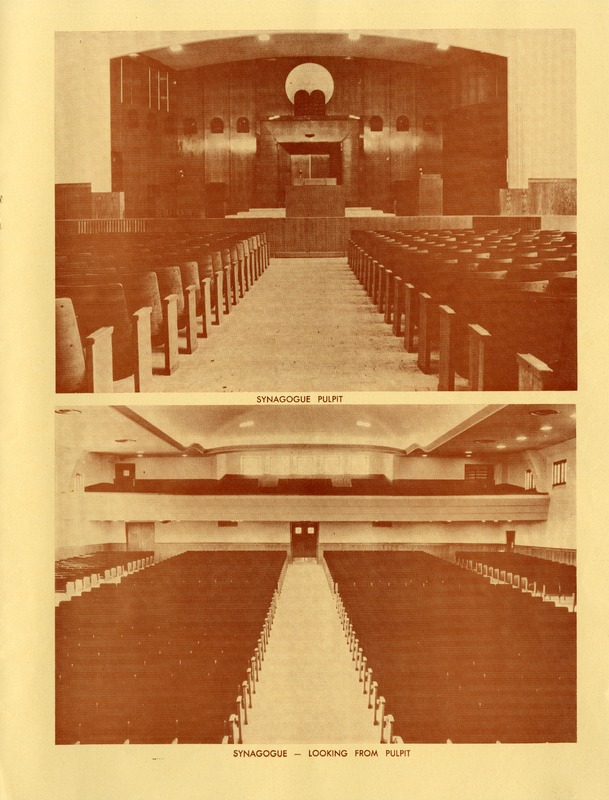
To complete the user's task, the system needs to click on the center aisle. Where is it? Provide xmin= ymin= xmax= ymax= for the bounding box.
xmin=242 ymin=561 xmax=378 ymax=744
xmin=146 ymin=257 xmax=464 ymax=392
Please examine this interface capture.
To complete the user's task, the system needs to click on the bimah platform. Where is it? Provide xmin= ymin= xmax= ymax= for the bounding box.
xmin=286 ymin=180 xmax=346 ymax=218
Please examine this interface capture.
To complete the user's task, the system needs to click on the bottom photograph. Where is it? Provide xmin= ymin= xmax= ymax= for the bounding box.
xmin=55 ymin=403 xmax=576 ymax=745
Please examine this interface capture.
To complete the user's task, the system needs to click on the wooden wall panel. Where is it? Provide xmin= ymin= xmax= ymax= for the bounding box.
xmin=110 ymin=52 xmax=508 ymax=217
xmin=228 ymin=63 xmax=257 ymax=212
xmin=110 ymin=56 xmax=179 ymax=217
xmin=361 ymin=60 xmax=393 ymax=212
xmin=175 ymin=70 xmax=205 ymax=217
xmin=389 ymin=62 xmax=418 ymax=188
xmin=203 ymin=63 xmax=231 ymax=186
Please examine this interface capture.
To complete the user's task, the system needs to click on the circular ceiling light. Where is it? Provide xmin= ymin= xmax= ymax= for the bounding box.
xmin=285 ymin=63 xmax=334 ymax=104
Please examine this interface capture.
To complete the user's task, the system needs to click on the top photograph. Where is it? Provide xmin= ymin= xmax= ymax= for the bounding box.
xmin=55 ymin=30 xmax=576 ymax=394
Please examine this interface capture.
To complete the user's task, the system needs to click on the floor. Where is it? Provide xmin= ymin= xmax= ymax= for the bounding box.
xmin=242 ymin=561 xmax=379 ymax=744
xmin=141 ymin=257 xmax=466 ymax=392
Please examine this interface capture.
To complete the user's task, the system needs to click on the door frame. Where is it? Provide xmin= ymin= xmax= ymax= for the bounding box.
xmin=290 ymin=521 xmax=319 ymax=560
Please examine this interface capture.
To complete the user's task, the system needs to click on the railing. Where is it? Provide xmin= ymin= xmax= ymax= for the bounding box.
xmin=222 ymin=573 xmax=284 ymax=744
xmin=332 ymin=578 xmax=402 ymax=745
xmin=76 ymin=218 xmax=148 ymax=234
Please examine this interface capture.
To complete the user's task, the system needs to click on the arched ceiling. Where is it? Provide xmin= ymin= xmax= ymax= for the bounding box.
xmin=132 ymin=32 xmax=504 ymax=71
xmin=55 ymin=405 xmax=575 ymax=458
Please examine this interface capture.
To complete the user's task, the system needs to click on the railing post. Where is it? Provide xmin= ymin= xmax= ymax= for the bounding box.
xmin=374 ymin=696 xmax=385 ymax=726
xmin=369 ymin=680 xmax=378 ymax=711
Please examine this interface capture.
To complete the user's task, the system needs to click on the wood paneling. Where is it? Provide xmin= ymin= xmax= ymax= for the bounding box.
xmin=228 ymin=62 xmax=257 ymax=212
xmin=113 ymin=55 xmax=505 ymax=217
xmin=285 ymin=186 xmax=346 ymax=218
xmin=55 ymin=183 xmax=93 ymax=219
xmin=528 ymin=179 xmax=576 ymax=216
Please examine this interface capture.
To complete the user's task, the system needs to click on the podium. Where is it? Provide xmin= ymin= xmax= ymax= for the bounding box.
xmin=286 ymin=179 xmax=346 ymax=217
xmin=394 ymin=174 xmax=443 ymax=216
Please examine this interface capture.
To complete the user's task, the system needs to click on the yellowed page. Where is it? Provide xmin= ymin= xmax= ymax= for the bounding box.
xmin=2 ymin=1 xmax=609 ymax=799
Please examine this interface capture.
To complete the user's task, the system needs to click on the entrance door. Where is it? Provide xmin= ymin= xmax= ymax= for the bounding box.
xmin=290 ymin=522 xmax=319 ymax=559
xmin=115 ymin=463 xmax=135 ymax=490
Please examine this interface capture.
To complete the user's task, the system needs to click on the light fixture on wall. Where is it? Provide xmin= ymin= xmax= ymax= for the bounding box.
xmin=258 ymin=34 xmax=270 ymax=42
xmin=169 ymin=44 xmax=183 ymax=53
xmin=348 ymin=32 xmax=361 ymax=41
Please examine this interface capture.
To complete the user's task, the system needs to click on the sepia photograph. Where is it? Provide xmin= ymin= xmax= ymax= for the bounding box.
xmin=55 ymin=30 xmax=576 ymax=393
xmin=4 ymin=1 xmax=609 ymax=798
xmin=56 ymin=403 xmax=575 ymax=745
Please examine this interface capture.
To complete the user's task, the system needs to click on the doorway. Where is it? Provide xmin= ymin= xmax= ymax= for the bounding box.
xmin=290 ymin=522 xmax=319 ymax=559
xmin=115 ymin=463 xmax=135 ymax=490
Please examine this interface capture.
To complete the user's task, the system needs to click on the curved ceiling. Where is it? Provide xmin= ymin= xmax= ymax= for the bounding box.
xmin=135 ymin=32 xmax=502 ymax=71
xmin=55 ymin=405 xmax=575 ymax=458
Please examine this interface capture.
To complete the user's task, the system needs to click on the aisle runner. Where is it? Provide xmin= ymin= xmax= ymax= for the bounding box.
xmin=146 ymin=258 xmax=455 ymax=392
xmin=243 ymin=561 xmax=378 ymax=743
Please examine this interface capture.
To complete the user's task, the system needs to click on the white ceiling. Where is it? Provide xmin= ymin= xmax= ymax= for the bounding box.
xmin=54 ymin=404 xmax=575 ymax=457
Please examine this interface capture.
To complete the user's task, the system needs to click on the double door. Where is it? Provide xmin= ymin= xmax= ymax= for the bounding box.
xmin=290 ymin=521 xmax=319 ymax=559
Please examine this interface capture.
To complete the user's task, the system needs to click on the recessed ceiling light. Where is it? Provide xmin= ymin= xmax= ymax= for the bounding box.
xmin=515 ymin=435 xmax=528 ymax=441
xmin=169 ymin=44 xmax=183 ymax=53
xmin=421 ymin=454 xmax=428 ymax=458
xmin=465 ymin=454 xmax=472 ymax=458
xmin=181 ymin=453 xmax=188 ymax=458
xmin=136 ymin=453 xmax=144 ymax=458
xmin=496 ymin=444 xmax=507 ymax=449
xmin=129 ymin=53 xmax=139 ymax=58
xmin=530 ymin=408 xmax=559 ymax=416
xmin=258 ymin=34 xmax=270 ymax=42
xmin=239 ymin=421 xmax=254 ymax=428
xmin=465 ymin=450 xmax=473 ymax=454
xmin=437 ymin=43 xmax=450 ymax=51
xmin=570 ymin=412 xmax=576 ymax=419
xmin=356 ymin=420 xmax=371 ymax=428
xmin=348 ymin=32 xmax=361 ymax=41
xmin=540 ymin=425 xmax=553 ymax=431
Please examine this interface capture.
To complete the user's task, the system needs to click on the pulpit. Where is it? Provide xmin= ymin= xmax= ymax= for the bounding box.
xmin=286 ymin=180 xmax=346 ymax=217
